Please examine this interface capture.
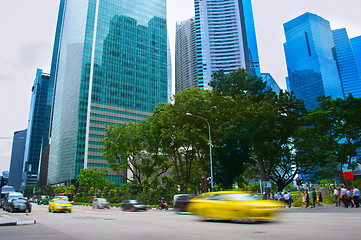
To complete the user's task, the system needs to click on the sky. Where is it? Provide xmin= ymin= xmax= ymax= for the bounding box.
xmin=0 ymin=0 xmax=360 ymax=173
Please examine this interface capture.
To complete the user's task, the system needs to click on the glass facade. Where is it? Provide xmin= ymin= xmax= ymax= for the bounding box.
xmin=332 ymin=29 xmax=361 ymax=98
xmin=351 ymin=36 xmax=361 ymax=71
xmin=8 ymin=129 xmax=27 ymax=191
xmin=261 ymin=73 xmax=281 ymax=94
xmin=194 ymin=0 xmax=261 ymax=89
xmin=283 ymin=13 xmax=343 ymax=110
xmin=48 ymin=0 xmax=167 ymax=185
xmin=23 ymin=69 xmax=54 ymax=186
xmin=175 ymin=18 xmax=198 ymax=93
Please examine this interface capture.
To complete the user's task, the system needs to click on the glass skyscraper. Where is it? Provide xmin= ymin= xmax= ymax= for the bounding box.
xmin=23 ymin=69 xmax=54 ymax=186
xmin=332 ymin=29 xmax=361 ymax=98
xmin=8 ymin=129 xmax=27 ymax=191
xmin=48 ymin=0 xmax=167 ymax=185
xmin=194 ymin=0 xmax=261 ymax=89
xmin=351 ymin=36 xmax=361 ymax=71
xmin=175 ymin=18 xmax=198 ymax=93
xmin=283 ymin=13 xmax=344 ymax=110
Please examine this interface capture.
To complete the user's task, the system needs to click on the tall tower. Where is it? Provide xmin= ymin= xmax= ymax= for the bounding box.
xmin=48 ymin=0 xmax=168 ymax=185
xmin=175 ymin=18 xmax=198 ymax=93
xmin=332 ymin=29 xmax=361 ymax=98
xmin=283 ymin=13 xmax=343 ymax=110
xmin=8 ymin=129 xmax=27 ymax=191
xmin=23 ymin=69 xmax=54 ymax=187
xmin=351 ymin=36 xmax=361 ymax=71
xmin=194 ymin=0 xmax=261 ymax=89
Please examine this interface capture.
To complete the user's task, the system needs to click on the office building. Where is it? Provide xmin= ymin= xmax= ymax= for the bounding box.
xmin=283 ymin=13 xmax=344 ymax=110
xmin=8 ymin=129 xmax=27 ymax=191
xmin=350 ymin=36 xmax=361 ymax=80
xmin=194 ymin=0 xmax=261 ymax=89
xmin=167 ymin=37 xmax=173 ymax=102
xmin=23 ymin=69 xmax=54 ymax=187
xmin=175 ymin=18 xmax=197 ymax=93
xmin=332 ymin=29 xmax=361 ymax=98
xmin=48 ymin=0 xmax=168 ymax=185
xmin=261 ymin=73 xmax=281 ymax=94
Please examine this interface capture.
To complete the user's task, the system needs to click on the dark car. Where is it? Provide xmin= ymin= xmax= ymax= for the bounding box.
xmin=121 ymin=199 xmax=148 ymax=211
xmin=5 ymin=198 xmax=30 ymax=213
xmin=173 ymin=194 xmax=195 ymax=213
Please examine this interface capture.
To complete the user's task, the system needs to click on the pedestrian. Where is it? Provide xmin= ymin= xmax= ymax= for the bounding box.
xmin=333 ymin=188 xmax=339 ymax=207
xmin=340 ymin=185 xmax=348 ymax=208
xmin=346 ymin=188 xmax=354 ymax=208
xmin=274 ymin=192 xmax=279 ymax=201
xmin=352 ymin=186 xmax=360 ymax=208
xmin=318 ymin=192 xmax=323 ymax=207
xmin=302 ymin=192 xmax=307 ymax=207
xmin=305 ymin=190 xmax=310 ymax=208
xmin=25 ymin=198 xmax=31 ymax=216
xmin=284 ymin=191 xmax=292 ymax=208
xmin=311 ymin=188 xmax=317 ymax=208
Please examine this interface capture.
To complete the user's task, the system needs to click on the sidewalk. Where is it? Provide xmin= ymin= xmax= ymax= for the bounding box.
xmin=0 ymin=210 xmax=36 ymax=226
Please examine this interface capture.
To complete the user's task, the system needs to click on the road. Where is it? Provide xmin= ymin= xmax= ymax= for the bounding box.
xmin=1 ymin=204 xmax=360 ymax=240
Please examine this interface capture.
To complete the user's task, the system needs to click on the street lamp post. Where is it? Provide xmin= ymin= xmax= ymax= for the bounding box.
xmin=186 ymin=113 xmax=213 ymax=192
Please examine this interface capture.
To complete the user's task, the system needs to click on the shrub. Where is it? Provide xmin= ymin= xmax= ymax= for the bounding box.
xmin=293 ymin=200 xmax=302 ymax=207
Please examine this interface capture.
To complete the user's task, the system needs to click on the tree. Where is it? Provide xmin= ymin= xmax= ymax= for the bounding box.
xmin=76 ymin=168 xmax=110 ymax=195
xmin=210 ymin=68 xmax=307 ymax=192
xmin=24 ymin=186 xmax=34 ymax=198
xmin=298 ymin=95 xmax=361 ymax=181
xmin=151 ymin=88 xmax=221 ymax=192
xmin=102 ymin=121 xmax=171 ymax=190
xmin=68 ymin=185 xmax=76 ymax=196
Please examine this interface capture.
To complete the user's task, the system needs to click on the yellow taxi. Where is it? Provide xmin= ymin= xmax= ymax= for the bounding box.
xmin=187 ymin=191 xmax=284 ymax=221
xmin=48 ymin=198 xmax=73 ymax=213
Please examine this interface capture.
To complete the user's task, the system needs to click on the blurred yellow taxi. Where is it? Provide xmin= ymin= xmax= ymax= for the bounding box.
xmin=187 ymin=191 xmax=284 ymax=221
xmin=49 ymin=198 xmax=72 ymax=213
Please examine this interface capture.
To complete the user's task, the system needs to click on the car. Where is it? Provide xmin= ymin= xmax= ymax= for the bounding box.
xmin=120 ymin=199 xmax=148 ymax=211
xmin=173 ymin=194 xmax=195 ymax=213
xmin=1 ymin=185 xmax=16 ymax=208
xmin=5 ymin=198 xmax=30 ymax=213
xmin=37 ymin=195 xmax=50 ymax=205
xmin=92 ymin=198 xmax=110 ymax=209
xmin=2 ymin=192 xmax=24 ymax=210
xmin=49 ymin=198 xmax=72 ymax=213
xmin=187 ymin=191 xmax=284 ymax=221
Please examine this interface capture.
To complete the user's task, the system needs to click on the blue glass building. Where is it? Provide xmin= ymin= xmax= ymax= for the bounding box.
xmin=8 ymin=129 xmax=27 ymax=191
xmin=332 ymin=29 xmax=361 ymax=98
xmin=23 ymin=69 xmax=54 ymax=187
xmin=194 ymin=0 xmax=261 ymax=89
xmin=284 ymin=13 xmax=344 ymax=110
xmin=48 ymin=0 xmax=168 ymax=185
xmin=261 ymin=73 xmax=281 ymax=94
xmin=350 ymin=36 xmax=361 ymax=78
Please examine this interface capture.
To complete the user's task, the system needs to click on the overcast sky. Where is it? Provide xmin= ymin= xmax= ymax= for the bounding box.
xmin=0 ymin=0 xmax=360 ymax=173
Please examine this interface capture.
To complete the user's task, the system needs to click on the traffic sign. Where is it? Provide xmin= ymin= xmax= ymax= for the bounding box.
xmin=264 ymin=181 xmax=272 ymax=188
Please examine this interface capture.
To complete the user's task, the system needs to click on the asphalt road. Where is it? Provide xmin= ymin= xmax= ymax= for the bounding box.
xmin=1 ymin=204 xmax=360 ymax=240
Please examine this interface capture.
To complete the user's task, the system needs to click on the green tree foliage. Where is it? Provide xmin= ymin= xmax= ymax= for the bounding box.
xmin=68 ymin=185 xmax=76 ymax=196
xmin=102 ymin=121 xmax=171 ymax=189
xmin=210 ymin=68 xmax=307 ymax=191
xmin=299 ymin=95 xmax=361 ymax=181
xmin=76 ymin=168 xmax=111 ymax=195
xmin=24 ymin=186 xmax=34 ymax=198
xmin=53 ymin=186 xmax=66 ymax=195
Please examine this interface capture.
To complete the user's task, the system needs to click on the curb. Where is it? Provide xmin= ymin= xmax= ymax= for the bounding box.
xmin=0 ymin=219 xmax=36 ymax=227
